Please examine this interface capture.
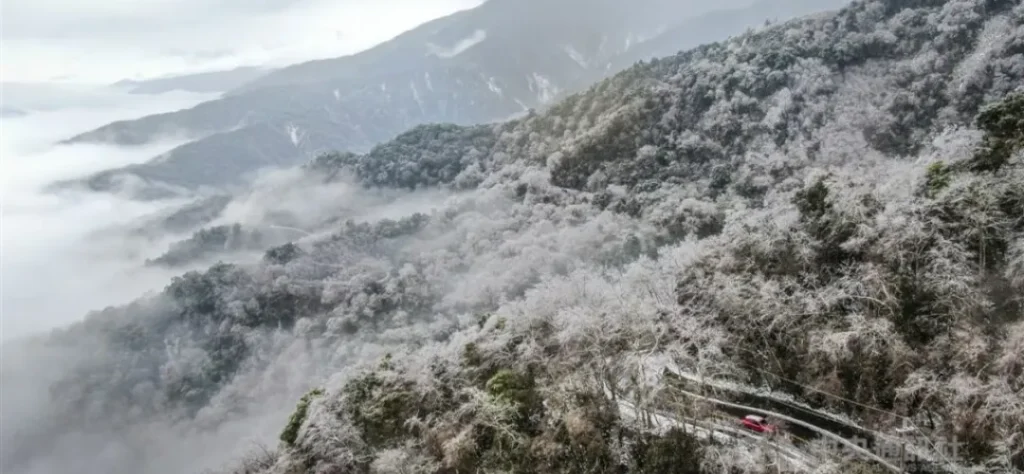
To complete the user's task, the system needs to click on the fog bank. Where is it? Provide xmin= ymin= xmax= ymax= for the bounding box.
xmin=0 ymin=88 xmax=215 ymax=340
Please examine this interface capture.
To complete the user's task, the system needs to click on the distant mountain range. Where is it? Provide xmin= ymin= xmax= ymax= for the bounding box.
xmin=112 ymin=66 xmax=273 ymax=95
xmin=63 ymin=0 xmax=849 ymax=196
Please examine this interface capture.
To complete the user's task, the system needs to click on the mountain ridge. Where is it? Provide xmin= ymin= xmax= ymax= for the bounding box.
xmin=113 ymin=66 xmax=274 ymax=95
xmin=59 ymin=0 xmax=847 ymax=196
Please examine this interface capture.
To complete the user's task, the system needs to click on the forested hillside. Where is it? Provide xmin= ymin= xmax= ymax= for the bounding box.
xmin=2 ymin=0 xmax=1022 ymax=473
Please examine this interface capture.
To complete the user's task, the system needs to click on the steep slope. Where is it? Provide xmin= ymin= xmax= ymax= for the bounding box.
xmin=228 ymin=0 xmax=688 ymax=94
xmin=5 ymin=0 xmax=1024 ymax=473
xmin=60 ymin=0 xmax=843 ymax=194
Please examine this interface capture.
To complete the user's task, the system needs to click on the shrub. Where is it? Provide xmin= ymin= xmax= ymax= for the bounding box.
xmin=280 ymin=388 xmax=325 ymax=446
xmin=924 ymin=161 xmax=952 ymax=197
xmin=342 ymin=370 xmax=421 ymax=448
xmin=485 ymin=368 xmax=543 ymax=433
xmin=972 ymin=92 xmax=1024 ymax=172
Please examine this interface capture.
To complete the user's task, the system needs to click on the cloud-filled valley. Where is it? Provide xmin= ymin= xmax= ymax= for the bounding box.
xmin=0 ymin=89 xmax=218 ymax=340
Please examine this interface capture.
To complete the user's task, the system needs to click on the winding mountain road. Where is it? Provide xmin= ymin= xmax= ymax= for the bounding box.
xmin=609 ymin=365 xmax=968 ymax=474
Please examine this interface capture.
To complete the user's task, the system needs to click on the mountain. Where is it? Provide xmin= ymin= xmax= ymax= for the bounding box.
xmin=112 ymin=66 xmax=273 ymax=95
xmin=6 ymin=0 xmax=1024 ymax=473
xmin=60 ymin=0 xmax=847 ymax=195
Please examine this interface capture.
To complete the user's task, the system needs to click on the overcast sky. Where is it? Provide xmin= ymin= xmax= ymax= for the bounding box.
xmin=1 ymin=0 xmax=482 ymax=83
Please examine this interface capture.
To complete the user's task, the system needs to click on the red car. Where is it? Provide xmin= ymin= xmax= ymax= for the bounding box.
xmin=741 ymin=415 xmax=777 ymax=434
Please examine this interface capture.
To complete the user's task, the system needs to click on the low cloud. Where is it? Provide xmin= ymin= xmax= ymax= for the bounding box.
xmin=0 ymin=80 xmax=455 ymax=473
xmin=0 ymin=88 xmax=215 ymax=341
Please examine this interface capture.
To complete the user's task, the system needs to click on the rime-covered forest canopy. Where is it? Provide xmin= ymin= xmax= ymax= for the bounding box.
xmin=3 ymin=0 xmax=1024 ymax=473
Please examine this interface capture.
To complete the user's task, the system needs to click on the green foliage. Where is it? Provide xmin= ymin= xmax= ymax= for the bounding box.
xmin=924 ymin=161 xmax=952 ymax=197
xmin=486 ymin=368 xmax=543 ymax=433
xmin=342 ymin=369 xmax=421 ymax=448
xmin=973 ymin=92 xmax=1024 ymax=172
xmin=485 ymin=369 xmax=532 ymax=405
xmin=280 ymin=388 xmax=325 ymax=446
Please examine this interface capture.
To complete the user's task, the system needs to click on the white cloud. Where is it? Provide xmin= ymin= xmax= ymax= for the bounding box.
xmin=0 ymin=88 xmax=216 ymax=341
xmin=0 ymin=1 xmax=492 ymax=340
xmin=0 ymin=0 xmax=483 ymax=83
